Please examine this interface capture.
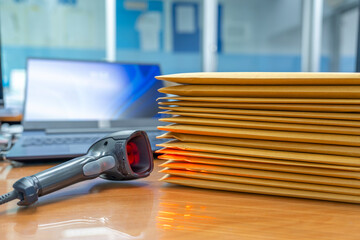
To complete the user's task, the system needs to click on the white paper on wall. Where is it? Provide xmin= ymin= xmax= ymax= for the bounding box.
xmin=136 ymin=11 xmax=161 ymax=51
xmin=175 ymin=5 xmax=196 ymax=34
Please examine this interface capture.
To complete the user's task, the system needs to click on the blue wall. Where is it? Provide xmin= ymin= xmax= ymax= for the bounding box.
xmin=116 ymin=0 xmax=163 ymax=50
xmin=217 ymin=54 xmax=301 ymax=72
xmin=2 ymin=45 xmax=356 ymax=87
xmin=172 ymin=2 xmax=200 ymax=52
xmin=1 ymin=0 xmax=357 ymax=89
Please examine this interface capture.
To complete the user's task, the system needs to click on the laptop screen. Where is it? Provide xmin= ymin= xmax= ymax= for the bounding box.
xmin=24 ymin=59 xmax=163 ymax=121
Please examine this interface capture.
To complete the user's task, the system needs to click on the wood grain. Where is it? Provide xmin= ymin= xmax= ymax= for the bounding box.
xmin=0 ymin=160 xmax=360 ymax=240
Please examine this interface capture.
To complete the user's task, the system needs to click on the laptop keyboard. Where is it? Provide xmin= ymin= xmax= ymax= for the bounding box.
xmin=21 ymin=130 xmax=164 ymax=150
xmin=22 ymin=135 xmax=103 ymax=147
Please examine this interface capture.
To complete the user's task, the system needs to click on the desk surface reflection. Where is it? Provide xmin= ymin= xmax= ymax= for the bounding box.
xmin=0 ymin=160 xmax=360 ymax=240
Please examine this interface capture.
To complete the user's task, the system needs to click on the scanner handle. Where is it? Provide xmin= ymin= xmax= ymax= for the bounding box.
xmin=33 ymin=155 xmax=116 ymax=196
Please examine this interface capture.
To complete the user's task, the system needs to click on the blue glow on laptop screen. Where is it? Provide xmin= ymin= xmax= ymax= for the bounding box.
xmin=24 ymin=59 xmax=164 ymax=121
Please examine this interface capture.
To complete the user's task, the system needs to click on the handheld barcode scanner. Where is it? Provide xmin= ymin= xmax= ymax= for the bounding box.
xmin=0 ymin=130 xmax=153 ymax=206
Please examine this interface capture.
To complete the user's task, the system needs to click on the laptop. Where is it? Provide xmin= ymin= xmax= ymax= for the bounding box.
xmin=6 ymin=58 xmax=165 ymax=162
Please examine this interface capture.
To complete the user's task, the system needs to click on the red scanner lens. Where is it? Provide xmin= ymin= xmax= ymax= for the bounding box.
xmin=126 ymin=141 xmax=140 ymax=166
xmin=124 ymin=132 xmax=153 ymax=175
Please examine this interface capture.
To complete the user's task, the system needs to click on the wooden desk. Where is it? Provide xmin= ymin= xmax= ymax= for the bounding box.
xmin=0 ymin=114 xmax=22 ymax=123
xmin=0 ymin=160 xmax=359 ymax=240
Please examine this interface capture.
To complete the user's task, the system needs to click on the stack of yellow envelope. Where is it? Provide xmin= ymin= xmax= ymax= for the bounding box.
xmin=155 ymin=72 xmax=360 ymax=203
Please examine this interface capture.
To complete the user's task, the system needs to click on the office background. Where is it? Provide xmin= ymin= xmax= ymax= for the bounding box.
xmin=0 ymin=0 xmax=359 ymax=106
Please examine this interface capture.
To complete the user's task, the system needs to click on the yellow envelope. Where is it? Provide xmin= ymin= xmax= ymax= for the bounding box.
xmin=159 ymin=106 xmax=360 ymax=120
xmin=161 ymin=168 xmax=360 ymax=196
xmin=159 ymin=101 xmax=360 ymax=112
xmin=157 ymin=141 xmax=360 ymax=167
xmin=155 ymin=72 xmax=360 ymax=85
xmin=158 ymin=85 xmax=360 ymax=98
xmin=158 ymin=96 xmax=360 ymax=104
xmin=158 ymin=154 xmax=360 ymax=179
xmin=157 ymin=132 xmax=360 ymax=157
xmin=159 ymin=111 xmax=360 ymax=127
xmin=159 ymin=116 xmax=360 ymax=135
xmin=157 ymin=124 xmax=360 ymax=147
xmin=161 ymin=175 xmax=360 ymax=203
xmin=160 ymin=161 xmax=360 ymax=188
xmin=156 ymin=148 xmax=360 ymax=171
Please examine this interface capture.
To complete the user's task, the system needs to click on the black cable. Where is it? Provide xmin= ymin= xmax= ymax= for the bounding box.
xmin=0 ymin=190 xmax=18 ymax=205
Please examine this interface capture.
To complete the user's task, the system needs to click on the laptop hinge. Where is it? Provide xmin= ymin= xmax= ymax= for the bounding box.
xmin=98 ymin=120 xmax=111 ymax=129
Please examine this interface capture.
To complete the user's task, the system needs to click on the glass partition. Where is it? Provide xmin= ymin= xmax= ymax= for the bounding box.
xmin=0 ymin=0 xmax=106 ymax=107
xmin=321 ymin=0 xmax=359 ymax=72
xmin=216 ymin=0 xmax=303 ymax=72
